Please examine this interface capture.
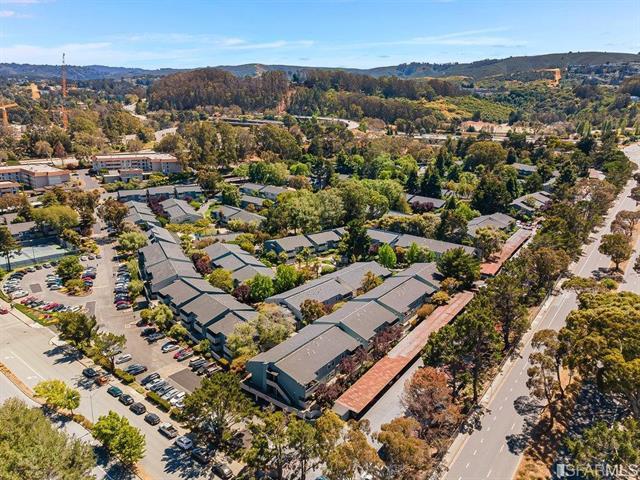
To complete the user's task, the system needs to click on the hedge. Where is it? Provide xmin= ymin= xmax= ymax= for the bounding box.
xmin=114 ymin=369 xmax=135 ymax=384
xmin=146 ymin=391 xmax=171 ymax=412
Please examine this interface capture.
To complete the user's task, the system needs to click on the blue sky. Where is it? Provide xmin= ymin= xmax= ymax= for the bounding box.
xmin=1 ymin=0 xmax=638 ymax=69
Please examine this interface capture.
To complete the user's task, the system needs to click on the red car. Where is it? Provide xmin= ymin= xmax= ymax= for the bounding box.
xmin=42 ymin=303 xmax=59 ymax=311
xmin=20 ymin=296 xmax=35 ymax=304
xmin=173 ymin=348 xmax=192 ymax=359
xmin=0 ymin=307 xmax=9 ymax=314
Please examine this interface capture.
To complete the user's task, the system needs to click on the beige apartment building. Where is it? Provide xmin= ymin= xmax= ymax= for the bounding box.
xmin=0 ymin=165 xmax=70 ymax=189
xmin=92 ymin=152 xmax=182 ymax=174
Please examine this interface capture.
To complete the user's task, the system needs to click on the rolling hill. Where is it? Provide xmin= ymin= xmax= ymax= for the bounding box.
xmin=2 ymin=51 xmax=638 ymax=81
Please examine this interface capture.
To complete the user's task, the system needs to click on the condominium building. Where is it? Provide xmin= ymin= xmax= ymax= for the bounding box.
xmin=0 ymin=165 xmax=70 ymax=189
xmin=92 ymin=152 xmax=182 ymax=174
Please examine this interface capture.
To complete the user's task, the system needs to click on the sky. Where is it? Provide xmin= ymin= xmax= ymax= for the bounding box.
xmin=1 ymin=0 xmax=639 ymax=69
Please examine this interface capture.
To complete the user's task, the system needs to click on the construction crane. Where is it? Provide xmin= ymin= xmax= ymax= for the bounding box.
xmin=0 ymin=102 xmax=18 ymax=128
xmin=60 ymin=52 xmax=68 ymax=130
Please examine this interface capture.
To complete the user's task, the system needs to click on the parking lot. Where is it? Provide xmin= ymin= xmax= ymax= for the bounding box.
xmin=3 ymin=235 xmax=204 ymax=396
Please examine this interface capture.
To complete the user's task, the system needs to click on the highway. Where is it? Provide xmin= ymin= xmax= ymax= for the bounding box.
xmin=442 ymin=143 xmax=640 ymax=480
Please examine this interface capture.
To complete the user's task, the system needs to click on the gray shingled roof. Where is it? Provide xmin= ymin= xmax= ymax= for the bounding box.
xmin=406 ymin=194 xmax=446 ymax=209
xmin=393 ymin=234 xmax=477 ymax=256
xmin=204 ymin=242 xmax=274 ymax=283
xmin=267 ymin=234 xmax=313 ymax=253
xmin=250 ymin=323 xmax=334 ymax=364
xmin=467 ymin=213 xmax=515 ymax=238
xmin=274 ymin=326 xmax=361 ymax=386
xmin=317 ymin=300 xmax=398 ymax=343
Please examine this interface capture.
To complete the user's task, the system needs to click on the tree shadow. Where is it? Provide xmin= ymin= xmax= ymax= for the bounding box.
xmin=504 ymin=395 xmax=543 ymax=454
xmin=161 ymin=445 xmax=210 ymax=479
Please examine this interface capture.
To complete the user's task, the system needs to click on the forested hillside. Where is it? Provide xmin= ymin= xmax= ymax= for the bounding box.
xmin=147 ymin=68 xmax=289 ymax=111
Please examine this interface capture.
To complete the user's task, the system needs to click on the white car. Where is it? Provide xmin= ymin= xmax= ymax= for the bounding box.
xmin=175 ymin=436 xmax=193 ymax=450
xmin=115 ymin=354 xmax=132 ymax=364
xmin=169 ymin=391 xmax=186 ymax=405
xmin=145 ymin=378 xmax=164 ymax=390
xmin=69 ymin=305 xmax=82 ymax=312
xmin=11 ymin=290 xmax=28 ymax=299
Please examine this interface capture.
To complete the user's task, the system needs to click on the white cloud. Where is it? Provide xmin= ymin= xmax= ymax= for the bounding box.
xmin=0 ymin=9 xmax=15 ymax=16
xmin=0 ymin=0 xmax=42 ymax=3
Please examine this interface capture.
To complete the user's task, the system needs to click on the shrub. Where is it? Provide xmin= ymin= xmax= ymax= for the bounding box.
xmin=114 ymin=369 xmax=135 ymax=384
xmin=600 ymin=278 xmax=618 ymax=290
xmin=416 ymin=303 xmax=436 ymax=320
xmin=431 ymin=291 xmax=451 ymax=306
xmin=146 ymin=391 xmax=171 ymax=412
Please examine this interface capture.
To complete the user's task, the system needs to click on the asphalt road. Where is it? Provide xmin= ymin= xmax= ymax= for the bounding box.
xmin=442 ymin=143 xmax=640 ymax=480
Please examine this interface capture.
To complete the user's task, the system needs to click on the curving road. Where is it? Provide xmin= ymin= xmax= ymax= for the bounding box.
xmin=441 ymin=143 xmax=640 ymax=480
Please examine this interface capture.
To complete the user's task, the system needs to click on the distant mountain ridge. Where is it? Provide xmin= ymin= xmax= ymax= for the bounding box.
xmin=2 ymin=51 xmax=639 ymax=81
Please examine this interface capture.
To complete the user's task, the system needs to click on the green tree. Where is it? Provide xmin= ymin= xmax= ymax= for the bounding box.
xmin=140 ymin=304 xmax=174 ymax=331
xmin=118 ymin=232 xmax=148 ymax=255
xmin=98 ymin=198 xmax=129 ymax=233
xmin=168 ymin=323 xmax=189 ymax=340
xmin=244 ymin=411 xmax=290 ymax=480
xmin=339 ymin=222 xmax=371 ymax=261
xmin=220 ymin=183 xmax=241 ymax=207
xmin=0 ymin=398 xmax=96 ymax=480
xmin=128 ymin=279 xmax=144 ymax=299
xmin=377 ymin=243 xmax=397 ymax=269
xmin=474 ymin=226 xmax=507 ymax=261
xmin=182 ymin=373 xmax=255 ymax=454
xmin=287 ymin=415 xmax=321 ymax=480
xmin=487 ymin=271 xmax=528 ymax=350
xmin=566 ymin=418 xmax=640 ymax=474
xmin=57 ymin=312 xmax=98 ymax=349
xmin=419 ymin=167 xmax=442 ymax=198
xmin=94 ymin=332 xmax=127 ymax=372
xmin=470 ymin=173 xmax=512 ymax=214
xmin=247 ymin=274 xmax=275 ymax=302
xmin=56 ymin=256 xmax=83 ymax=282
xmin=360 ymin=271 xmax=383 ymax=293
xmin=598 ymin=233 xmax=633 ymax=271
xmin=92 ymin=411 xmax=146 ymax=466
xmin=300 ymin=299 xmax=327 ymax=325
xmin=405 ymin=242 xmax=432 ymax=264
xmin=375 ymin=417 xmax=432 ymax=479
xmin=0 ymin=225 xmax=21 ymax=270
xmin=464 ymin=141 xmax=507 ymax=171
xmin=436 ymin=247 xmax=480 ymax=289
xmin=273 ymin=264 xmax=302 ymax=294
xmin=207 ymin=268 xmax=234 ymax=293
xmin=32 ymin=205 xmax=79 ymax=235
xmin=34 ymin=379 xmax=81 ymax=414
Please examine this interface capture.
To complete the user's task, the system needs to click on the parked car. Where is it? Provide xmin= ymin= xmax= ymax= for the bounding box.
xmin=175 ymin=436 xmax=193 ymax=450
xmin=140 ymin=373 xmax=160 ymax=385
xmin=191 ymin=447 xmax=211 ymax=465
xmin=136 ymin=318 xmax=150 ymax=327
xmin=161 ymin=342 xmax=179 ymax=353
xmin=158 ymin=423 xmax=178 ymax=439
xmin=213 ymin=463 xmax=234 ymax=480
xmin=115 ymin=353 xmax=132 ymax=364
xmin=118 ymin=394 xmax=134 ymax=406
xmin=146 ymin=332 xmax=165 ymax=343
xmin=150 ymin=381 xmax=167 ymax=392
xmin=116 ymin=303 xmax=131 ymax=310
xmin=107 ymin=386 xmax=123 ymax=397
xmin=141 ymin=327 xmax=157 ymax=337
xmin=0 ymin=307 xmax=9 ymax=315
xmin=82 ymin=367 xmax=98 ymax=379
xmin=161 ymin=388 xmax=178 ymax=401
xmin=50 ymin=284 xmax=62 ymax=291
xmin=170 ymin=391 xmax=186 ymax=406
xmin=173 ymin=348 xmax=190 ymax=359
xmin=125 ymin=364 xmax=147 ymax=375
xmin=190 ymin=359 xmax=207 ymax=371
xmin=145 ymin=379 xmax=164 ymax=391
xmin=176 ymin=350 xmax=194 ymax=361
xmin=11 ymin=291 xmax=28 ymax=299
xmin=144 ymin=413 xmax=161 ymax=425
xmin=129 ymin=402 xmax=146 ymax=415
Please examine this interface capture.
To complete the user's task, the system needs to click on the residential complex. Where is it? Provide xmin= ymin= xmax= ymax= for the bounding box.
xmin=138 ymin=225 xmax=258 ymax=359
xmin=265 ymin=261 xmax=391 ymax=319
xmin=245 ymin=262 xmax=441 ymax=410
xmin=204 ymin=242 xmax=275 ymax=284
xmin=92 ymin=152 xmax=182 ymax=174
xmin=0 ymin=165 xmax=70 ymax=189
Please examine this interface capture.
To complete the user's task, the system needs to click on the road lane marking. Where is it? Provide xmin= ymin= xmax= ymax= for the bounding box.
xmin=465 ymin=463 xmax=470 ymax=469
xmin=486 ymin=469 xmax=493 ymax=478
xmin=9 ymin=349 xmax=44 ymax=381
xmin=511 ymin=422 xmax=516 ymax=431
xmin=473 ymin=449 xmax=477 ymax=456
xmin=500 ymin=444 xmax=505 ymax=453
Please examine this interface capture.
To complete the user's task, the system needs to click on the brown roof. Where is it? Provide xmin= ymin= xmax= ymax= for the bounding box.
xmin=480 ymin=228 xmax=531 ymax=276
xmin=334 ymin=291 xmax=474 ymax=416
